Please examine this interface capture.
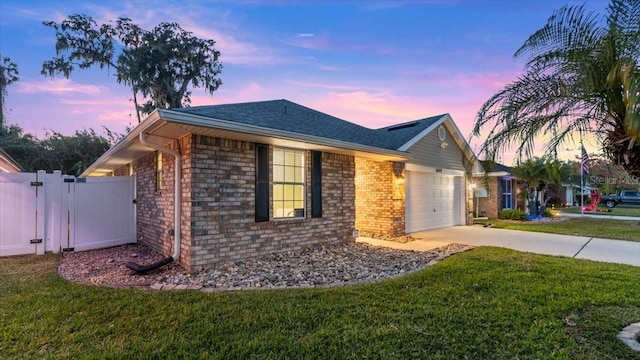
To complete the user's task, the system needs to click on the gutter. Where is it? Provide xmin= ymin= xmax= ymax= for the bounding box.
xmin=126 ymin=132 xmax=182 ymax=273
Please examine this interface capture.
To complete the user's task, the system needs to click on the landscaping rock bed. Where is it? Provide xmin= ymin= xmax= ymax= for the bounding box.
xmin=58 ymin=244 xmax=182 ymax=288
xmin=59 ymin=242 xmax=473 ymax=291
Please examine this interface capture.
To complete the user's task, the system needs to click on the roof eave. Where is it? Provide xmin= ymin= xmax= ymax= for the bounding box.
xmin=81 ymin=109 xmax=411 ymax=177
xmin=80 ymin=111 xmax=163 ymax=177
xmin=472 ymin=171 xmax=511 ymax=177
xmin=0 ymin=147 xmax=25 ymax=172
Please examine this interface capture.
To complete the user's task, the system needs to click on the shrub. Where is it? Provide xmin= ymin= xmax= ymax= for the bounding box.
xmin=498 ymin=209 xmax=526 ymax=220
xmin=542 ymin=207 xmax=555 ymax=218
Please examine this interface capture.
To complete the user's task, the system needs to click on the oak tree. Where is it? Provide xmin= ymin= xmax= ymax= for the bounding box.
xmin=42 ymin=15 xmax=222 ymax=123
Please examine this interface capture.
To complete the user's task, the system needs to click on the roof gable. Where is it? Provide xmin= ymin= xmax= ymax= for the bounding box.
xmin=394 ymin=114 xmax=480 ymax=171
xmin=373 ymin=115 xmax=444 ymax=150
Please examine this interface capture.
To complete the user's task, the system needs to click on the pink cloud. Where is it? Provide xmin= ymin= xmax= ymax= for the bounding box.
xmin=189 ymin=81 xmax=270 ymax=106
xmin=285 ymin=80 xmax=362 ymax=91
xmin=167 ymin=11 xmax=282 ymax=66
xmin=190 ymin=27 xmax=278 ymax=66
xmin=17 ymin=79 xmax=104 ymax=95
xmin=316 ymin=64 xmax=349 ymax=72
xmin=98 ymin=110 xmax=138 ymax=129
xmin=281 ymin=32 xmax=395 ymax=56
xmin=282 ymin=32 xmax=333 ymax=52
xmin=398 ymin=66 xmax=522 ymax=93
xmin=310 ymin=91 xmax=446 ymax=128
xmin=58 ymin=97 xmax=132 ymax=107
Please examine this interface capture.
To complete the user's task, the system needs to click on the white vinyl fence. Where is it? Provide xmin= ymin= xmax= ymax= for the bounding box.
xmin=0 ymin=170 xmax=136 ymax=257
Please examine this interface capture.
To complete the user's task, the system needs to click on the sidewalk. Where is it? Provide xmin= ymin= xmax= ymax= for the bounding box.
xmin=561 ymin=212 xmax=640 ymax=221
xmin=357 ymin=225 xmax=640 ymax=267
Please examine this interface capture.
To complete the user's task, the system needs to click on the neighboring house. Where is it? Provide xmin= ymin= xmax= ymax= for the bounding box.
xmin=82 ymin=100 xmax=480 ymax=271
xmin=473 ymin=162 xmax=518 ymax=219
xmin=0 ymin=147 xmax=23 ymax=173
xmin=560 ymin=182 xmax=596 ymax=207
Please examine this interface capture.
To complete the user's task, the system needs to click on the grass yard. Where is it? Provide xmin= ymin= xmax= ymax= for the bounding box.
xmin=559 ymin=205 xmax=640 ymax=218
xmin=1 ymin=249 xmax=640 ymax=359
xmin=476 ymin=218 xmax=640 ymax=242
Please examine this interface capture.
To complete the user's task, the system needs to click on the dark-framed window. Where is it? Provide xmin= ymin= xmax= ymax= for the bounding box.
xmin=255 ymin=145 xmax=322 ymax=222
xmin=501 ymin=178 xmax=513 ymax=210
xmin=272 ymin=147 xmax=305 ymax=218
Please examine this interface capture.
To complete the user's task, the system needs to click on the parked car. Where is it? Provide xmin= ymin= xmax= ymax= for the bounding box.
xmin=599 ymin=190 xmax=640 ymax=208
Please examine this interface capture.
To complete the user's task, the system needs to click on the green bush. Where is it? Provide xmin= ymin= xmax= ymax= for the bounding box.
xmin=498 ymin=209 xmax=526 ymax=220
xmin=542 ymin=207 xmax=555 ymax=218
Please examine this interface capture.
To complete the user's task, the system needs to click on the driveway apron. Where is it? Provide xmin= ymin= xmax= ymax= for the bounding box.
xmin=358 ymin=226 xmax=640 ymax=267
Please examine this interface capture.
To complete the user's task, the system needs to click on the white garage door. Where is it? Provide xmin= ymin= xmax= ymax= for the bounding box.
xmin=405 ymin=172 xmax=460 ymax=233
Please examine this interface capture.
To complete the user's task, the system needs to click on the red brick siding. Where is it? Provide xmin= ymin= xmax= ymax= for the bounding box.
xmin=465 ymin=178 xmax=474 ymax=225
xmin=115 ymin=135 xmax=193 ymax=269
xmin=112 ymin=164 xmax=131 ymax=177
xmin=355 ymin=158 xmax=405 ymax=237
xmin=477 ymin=177 xmax=499 ymax=219
xmin=187 ymin=135 xmax=355 ymax=270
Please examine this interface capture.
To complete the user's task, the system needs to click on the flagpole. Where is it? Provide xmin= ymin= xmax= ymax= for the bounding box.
xmin=580 ymin=132 xmax=584 ymax=217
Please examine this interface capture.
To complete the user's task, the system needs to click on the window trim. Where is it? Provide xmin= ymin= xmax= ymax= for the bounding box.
xmin=155 ymin=151 xmax=163 ymax=191
xmin=272 ymin=147 xmax=306 ymax=219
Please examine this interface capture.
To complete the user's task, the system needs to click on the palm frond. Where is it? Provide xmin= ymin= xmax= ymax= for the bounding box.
xmin=474 ymin=0 xmax=640 ymax=177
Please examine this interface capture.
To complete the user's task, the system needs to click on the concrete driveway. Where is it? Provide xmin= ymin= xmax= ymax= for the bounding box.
xmin=357 ymin=225 xmax=640 ymax=267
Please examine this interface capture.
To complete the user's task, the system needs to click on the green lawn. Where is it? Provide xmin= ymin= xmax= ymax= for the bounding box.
xmin=2 ymin=250 xmax=640 ymax=359
xmin=475 ymin=218 xmax=640 ymax=242
xmin=559 ymin=205 xmax=640 ymax=217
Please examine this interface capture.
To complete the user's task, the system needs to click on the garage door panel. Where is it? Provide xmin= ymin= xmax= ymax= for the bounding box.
xmin=406 ymin=172 xmax=456 ymax=233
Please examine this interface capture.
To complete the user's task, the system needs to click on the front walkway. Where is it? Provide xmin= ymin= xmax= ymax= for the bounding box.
xmin=357 ymin=225 xmax=640 ymax=267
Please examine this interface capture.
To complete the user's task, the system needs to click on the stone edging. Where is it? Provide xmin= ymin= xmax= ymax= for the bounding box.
xmin=618 ymin=322 xmax=640 ymax=352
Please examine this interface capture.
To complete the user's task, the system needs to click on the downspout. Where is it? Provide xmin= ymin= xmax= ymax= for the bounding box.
xmin=126 ymin=132 xmax=181 ymax=273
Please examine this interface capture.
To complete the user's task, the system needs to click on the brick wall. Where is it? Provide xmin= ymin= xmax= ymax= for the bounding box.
xmin=465 ymin=178 xmax=474 ymax=225
xmin=477 ymin=177 xmax=499 ymax=219
xmin=354 ymin=158 xmax=405 ymax=237
xmin=187 ymin=135 xmax=356 ymax=270
xmin=112 ymin=164 xmax=131 ymax=177
xmin=115 ymin=135 xmax=193 ymax=269
xmin=115 ymin=134 xmax=356 ymax=271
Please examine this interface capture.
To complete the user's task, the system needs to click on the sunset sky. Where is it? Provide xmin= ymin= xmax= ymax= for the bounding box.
xmin=0 ymin=0 xmax=605 ymax=165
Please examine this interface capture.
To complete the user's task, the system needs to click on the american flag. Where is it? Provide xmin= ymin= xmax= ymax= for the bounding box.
xmin=581 ymin=146 xmax=589 ymax=174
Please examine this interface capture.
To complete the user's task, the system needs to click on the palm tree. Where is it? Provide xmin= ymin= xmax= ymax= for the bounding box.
xmin=472 ymin=0 xmax=640 ymax=177
xmin=512 ymin=157 xmax=571 ymax=216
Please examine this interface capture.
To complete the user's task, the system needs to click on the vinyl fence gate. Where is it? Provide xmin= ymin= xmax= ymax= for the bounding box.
xmin=0 ymin=170 xmax=136 ymax=257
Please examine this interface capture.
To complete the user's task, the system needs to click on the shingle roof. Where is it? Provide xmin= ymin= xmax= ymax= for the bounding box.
xmin=172 ymin=99 xmax=440 ymax=151
xmin=374 ymin=115 xmax=444 ymax=149
xmin=481 ymin=160 xmax=512 ymax=173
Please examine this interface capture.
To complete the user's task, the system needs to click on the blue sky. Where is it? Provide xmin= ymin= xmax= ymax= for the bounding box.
xmin=0 ymin=0 xmax=605 ymax=164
